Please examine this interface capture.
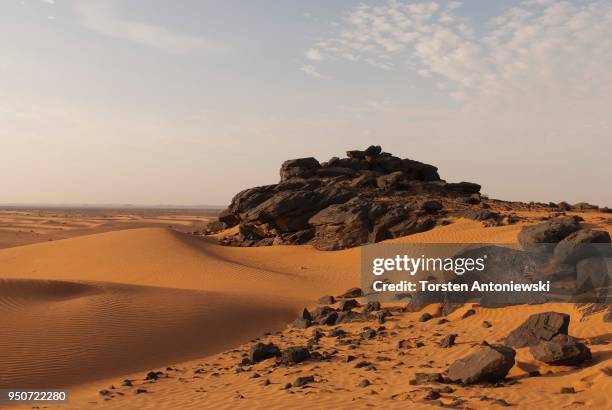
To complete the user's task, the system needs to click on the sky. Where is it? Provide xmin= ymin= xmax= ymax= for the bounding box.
xmin=1 ymin=0 xmax=611 ymax=206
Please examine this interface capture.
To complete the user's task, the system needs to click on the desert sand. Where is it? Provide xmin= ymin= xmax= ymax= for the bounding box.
xmin=0 ymin=209 xmax=610 ymax=409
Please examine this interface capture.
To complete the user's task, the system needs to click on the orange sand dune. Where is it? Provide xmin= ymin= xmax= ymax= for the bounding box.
xmin=0 ymin=278 xmax=295 ymax=388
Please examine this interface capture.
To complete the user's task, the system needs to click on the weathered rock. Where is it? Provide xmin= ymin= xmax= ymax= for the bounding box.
xmin=293 ymin=375 xmax=315 ymax=387
xmin=292 ymin=309 xmax=313 ymax=329
xmin=361 ymin=328 xmax=377 ymax=339
xmin=419 ymin=312 xmax=434 ymax=322
xmin=409 ymin=372 xmax=443 ymax=385
xmin=280 ymin=158 xmax=320 ymax=181
xmin=439 ymin=334 xmax=457 ymax=348
xmin=529 ymin=334 xmax=591 ymax=365
xmin=504 ymin=312 xmax=570 ymax=348
xmin=358 ymin=379 xmax=371 ymax=387
xmin=338 ymin=299 xmax=359 ymax=311
xmin=446 ymin=182 xmax=481 ymax=194
xmin=249 ymin=342 xmax=281 ymax=363
xmin=210 ymin=146 xmax=468 ymax=250
xmin=553 ymin=229 xmax=611 ymax=264
xmin=447 ymin=344 xmax=516 ymax=384
xmin=518 ymin=217 xmax=582 ymax=253
xmin=420 ymin=199 xmax=443 ymax=213
xmin=280 ymin=346 xmax=311 ymax=364
xmin=363 ymin=301 xmax=381 ymax=313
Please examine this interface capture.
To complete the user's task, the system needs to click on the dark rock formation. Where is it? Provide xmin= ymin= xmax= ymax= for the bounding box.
xmin=280 ymin=346 xmax=311 ymax=364
xmin=529 ymin=334 xmax=591 ymax=365
xmin=552 ymin=229 xmax=611 ymax=264
xmin=249 ymin=342 xmax=281 ymax=363
xmin=210 ymin=146 xmax=483 ymax=250
xmin=504 ymin=312 xmax=570 ymax=348
xmin=439 ymin=334 xmax=457 ymax=348
xmin=517 ymin=217 xmax=582 ymax=253
xmin=447 ymin=344 xmax=516 ymax=384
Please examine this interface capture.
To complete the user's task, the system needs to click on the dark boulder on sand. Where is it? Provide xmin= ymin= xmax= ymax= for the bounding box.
xmin=447 ymin=344 xmax=516 ymax=384
xmin=530 ymin=334 xmax=591 ymax=366
xmin=504 ymin=312 xmax=570 ymax=348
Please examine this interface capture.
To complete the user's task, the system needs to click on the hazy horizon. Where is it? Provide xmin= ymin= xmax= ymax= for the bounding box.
xmin=2 ymin=0 xmax=611 ymax=207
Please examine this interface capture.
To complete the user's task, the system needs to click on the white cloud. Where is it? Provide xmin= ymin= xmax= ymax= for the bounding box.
xmin=306 ymin=48 xmax=324 ymax=60
xmin=300 ymin=64 xmax=323 ymax=78
xmin=305 ymin=0 xmax=612 ymax=109
xmin=74 ymin=1 xmax=220 ymax=54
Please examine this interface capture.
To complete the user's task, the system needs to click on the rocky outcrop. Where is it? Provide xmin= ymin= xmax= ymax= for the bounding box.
xmin=207 ymin=145 xmax=485 ymax=250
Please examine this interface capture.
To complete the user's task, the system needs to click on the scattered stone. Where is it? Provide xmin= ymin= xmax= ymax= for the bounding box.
xmin=439 ymin=334 xmax=457 ymax=348
xmin=99 ymin=390 xmax=112 ymax=397
xmin=409 ymin=372 xmax=443 ymax=385
xmin=262 ymin=379 xmax=270 ymax=386
xmin=437 ymin=318 xmax=449 ymax=325
xmin=338 ymin=299 xmax=359 ymax=311
xmin=363 ymin=301 xmax=381 ymax=312
xmin=354 ymin=361 xmax=372 ymax=368
xmin=134 ymin=388 xmax=148 ymax=395
xmin=461 ymin=309 xmax=476 ymax=319
xmin=560 ymin=387 xmax=576 ymax=394
xmin=423 ymin=390 xmax=441 ymax=400
xmin=530 ymin=334 xmax=592 ymax=365
xmin=292 ymin=308 xmax=313 ymax=329
xmin=249 ymin=342 xmax=281 ymax=363
xmin=419 ymin=312 xmax=434 ymax=322
xmin=293 ymin=376 xmax=315 ymax=387
xmin=121 ymin=380 xmax=133 ymax=387
xmin=145 ymin=371 xmax=162 ymax=381
xmin=358 ymin=379 xmax=371 ymax=387
xmin=361 ymin=328 xmax=377 ymax=339
xmin=280 ymin=347 xmax=311 ymax=364
xmin=482 ymin=321 xmax=493 ymax=328
xmin=504 ymin=312 xmax=570 ymax=348
xmin=447 ymin=344 xmax=516 ymax=384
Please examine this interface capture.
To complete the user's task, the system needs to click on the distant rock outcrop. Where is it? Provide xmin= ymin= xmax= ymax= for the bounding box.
xmin=206 ymin=145 xmax=484 ymax=250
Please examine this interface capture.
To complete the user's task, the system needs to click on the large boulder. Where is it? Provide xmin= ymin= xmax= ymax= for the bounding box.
xmin=530 ymin=334 xmax=591 ymax=365
xmin=249 ymin=343 xmax=281 ymax=363
xmin=518 ymin=217 xmax=582 ymax=253
xmin=504 ymin=312 xmax=570 ymax=348
xmin=553 ymin=229 xmax=611 ymax=264
xmin=280 ymin=157 xmax=320 ymax=181
xmin=280 ymin=346 xmax=311 ymax=364
xmin=447 ymin=344 xmax=516 ymax=384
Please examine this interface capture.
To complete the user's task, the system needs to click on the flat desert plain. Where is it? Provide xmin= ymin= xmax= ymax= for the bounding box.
xmin=0 ymin=208 xmax=611 ymax=409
